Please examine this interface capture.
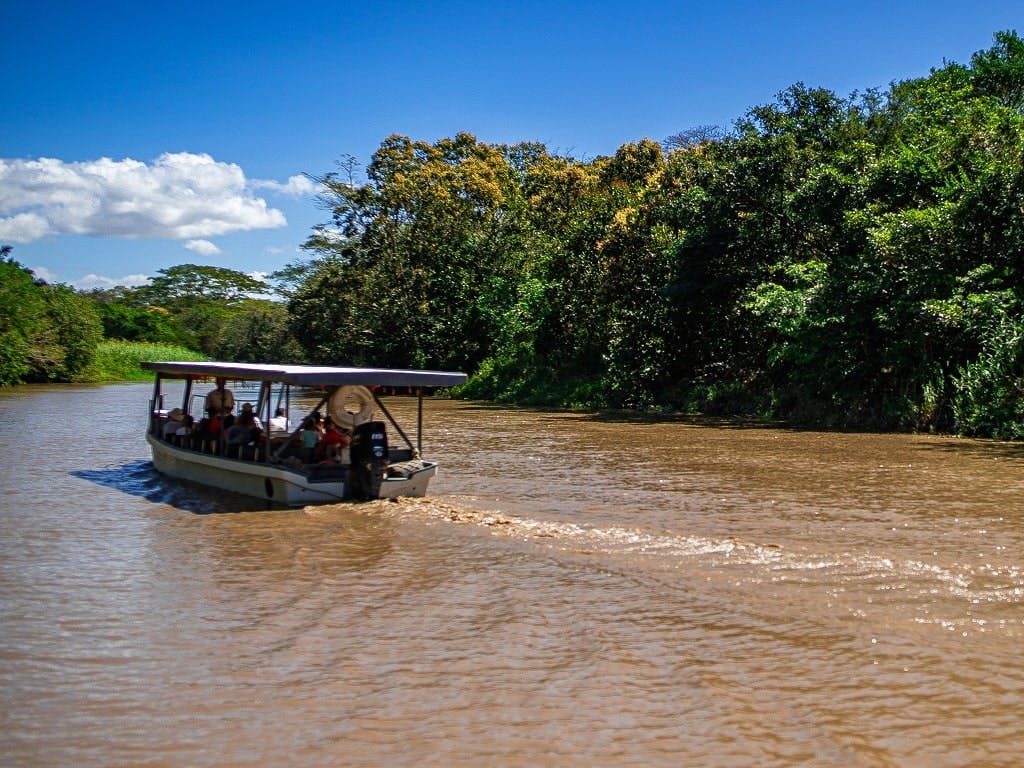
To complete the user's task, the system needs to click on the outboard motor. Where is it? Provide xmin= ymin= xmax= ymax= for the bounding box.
xmin=350 ymin=421 xmax=388 ymax=499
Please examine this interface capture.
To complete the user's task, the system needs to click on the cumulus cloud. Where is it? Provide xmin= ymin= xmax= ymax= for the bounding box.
xmin=72 ymin=273 xmax=152 ymax=291
xmin=27 ymin=267 xmax=152 ymax=290
xmin=0 ymin=153 xmax=291 ymax=244
xmin=27 ymin=265 xmax=59 ymax=283
xmin=0 ymin=212 xmax=50 ymax=242
xmin=251 ymin=174 xmax=319 ymax=197
xmin=184 ymin=238 xmax=222 ymax=256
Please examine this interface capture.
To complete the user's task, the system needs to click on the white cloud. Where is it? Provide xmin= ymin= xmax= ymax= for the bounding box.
xmin=0 ymin=153 xmax=290 ymax=244
xmin=27 ymin=268 xmax=153 ymax=290
xmin=71 ymin=273 xmax=152 ymax=291
xmin=184 ymin=238 xmax=222 ymax=256
xmin=28 ymin=265 xmax=59 ymax=283
xmin=240 ymin=271 xmax=279 ymax=301
xmin=264 ymin=245 xmax=303 ymax=256
xmin=0 ymin=212 xmax=50 ymax=242
xmin=251 ymin=174 xmax=319 ymax=197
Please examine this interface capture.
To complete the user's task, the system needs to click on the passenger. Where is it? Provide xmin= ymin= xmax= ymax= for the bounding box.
xmin=175 ymin=414 xmax=195 ymax=448
xmin=297 ymin=417 xmax=320 ymax=463
xmin=269 ymin=407 xmax=289 ymax=432
xmin=240 ymin=402 xmax=263 ymax=431
xmin=163 ymin=408 xmax=185 ymax=439
xmin=175 ymin=414 xmax=194 ymax=437
xmin=246 ymin=411 xmax=264 ymax=444
xmin=268 ymin=408 xmax=290 ymax=452
xmin=318 ymin=418 xmax=351 ymax=463
xmin=205 ymin=377 xmax=235 ymax=416
xmin=250 ymin=411 xmax=267 ymax=456
xmin=195 ymin=406 xmax=223 ymax=452
xmin=221 ymin=411 xmax=253 ymax=457
xmin=224 ymin=413 xmax=250 ymax=451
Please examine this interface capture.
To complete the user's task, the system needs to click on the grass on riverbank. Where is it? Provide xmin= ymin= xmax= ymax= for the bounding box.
xmin=78 ymin=340 xmax=207 ymax=382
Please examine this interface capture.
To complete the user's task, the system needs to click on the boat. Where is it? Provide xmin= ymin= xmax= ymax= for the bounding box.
xmin=142 ymin=361 xmax=467 ymax=506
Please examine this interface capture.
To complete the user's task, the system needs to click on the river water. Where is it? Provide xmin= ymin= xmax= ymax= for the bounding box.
xmin=1 ymin=383 xmax=1023 ymax=767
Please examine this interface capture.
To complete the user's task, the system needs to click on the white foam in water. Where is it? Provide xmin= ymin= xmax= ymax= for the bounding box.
xmin=386 ymin=497 xmax=1024 ymax=607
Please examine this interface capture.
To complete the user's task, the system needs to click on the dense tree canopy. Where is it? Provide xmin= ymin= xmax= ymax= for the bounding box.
xmin=100 ymin=264 xmax=295 ymax=359
xmin=291 ymin=132 xmax=542 ymax=369
xmin=283 ymin=30 xmax=1024 ymax=435
xmin=0 ymin=251 xmax=103 ymax=385
xmin=137 ymin=264 xmax=270 ymax=305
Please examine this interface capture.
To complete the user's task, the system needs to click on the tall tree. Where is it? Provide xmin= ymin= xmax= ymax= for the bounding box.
xmin=130 ymin=263 xmax=279 ymax=356
xmin=137 ymin=264 xmax=270 ymax=305
xmin=0 ymin=249 xmax=103 ymax=384
xmin=0 ymin=252 xmax=47 ymax=385
xmin=295 ymin=133 xmax=540 ymax=369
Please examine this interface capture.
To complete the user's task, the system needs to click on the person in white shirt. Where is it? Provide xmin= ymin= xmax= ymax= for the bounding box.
xmin=163 ymin=408 xmax=184 ymax=438
xmin=269 ymin=407 xmax=289 ymax=432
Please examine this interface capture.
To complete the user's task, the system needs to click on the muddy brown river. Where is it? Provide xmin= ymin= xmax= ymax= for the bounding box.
xmin=1 ymin=383 xmax=1022 ymax=766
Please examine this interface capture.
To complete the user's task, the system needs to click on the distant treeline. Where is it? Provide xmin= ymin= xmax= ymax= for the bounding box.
xmin=3 ymin=31 xmax=1024 ymax=437
xmin=0 ymin=258 xmax=293 ymax=384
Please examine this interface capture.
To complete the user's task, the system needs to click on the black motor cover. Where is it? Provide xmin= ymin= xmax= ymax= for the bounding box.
xmin=351 ymin=421 xmax=388 ymax=499
xmin=352 ymin=421 xmax=388 ymax=461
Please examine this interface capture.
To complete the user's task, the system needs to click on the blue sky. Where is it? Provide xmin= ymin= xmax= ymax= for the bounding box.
xmin=2 ymin=0 xmax=1021 ymax=290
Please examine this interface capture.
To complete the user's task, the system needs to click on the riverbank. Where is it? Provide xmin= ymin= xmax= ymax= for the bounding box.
xmin=75 ymin=340 xmax=207 ymax=383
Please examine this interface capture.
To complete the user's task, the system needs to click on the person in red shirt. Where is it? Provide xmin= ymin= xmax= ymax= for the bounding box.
xmin=196 ymin=406 xmax=223 ymax=452
xmin=318 ymin=418 xmax=351 ymax=462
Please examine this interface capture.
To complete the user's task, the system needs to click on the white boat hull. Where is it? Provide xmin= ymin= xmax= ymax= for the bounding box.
xmin=147 ymin=434 xmax=437 ymax=506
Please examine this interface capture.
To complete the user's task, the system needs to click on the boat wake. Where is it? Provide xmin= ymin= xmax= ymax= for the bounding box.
xmin=377 ymin=497 xmax=1024 ymax=611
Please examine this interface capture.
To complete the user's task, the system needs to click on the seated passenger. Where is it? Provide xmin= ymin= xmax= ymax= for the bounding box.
xmin=162 ymin=408 xmax=185 ymax=439
xmin=318 ymin=418 xmax=352 ymax=463
xmin=226 ymin=410 xmax=259 ymax=445
xmin=175 ymin=414 xmax=194 ymax=436
xmin=240 ymin=402 xmax=263 ymax=431
xmin=195 ymin=407 xmax=223 ymax=451
xmin=268 ymin=408 xmax=291 ymax=452
xmin=269 ymin=407 xmax=289 ymax=432
xmin=224 ymin=420 xmax=247 ymax=450
xmin=174 ymin=414 xmax=195 ymax=447
xmin=297 ymin=417 xmax=320 ymax=463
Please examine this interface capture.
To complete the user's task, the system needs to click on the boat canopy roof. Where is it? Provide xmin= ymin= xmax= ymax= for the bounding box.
xmin=141 ymin=361 xmax=467 ymax=388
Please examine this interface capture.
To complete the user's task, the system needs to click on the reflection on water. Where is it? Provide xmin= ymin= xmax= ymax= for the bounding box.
xmin=2 ymin=384 xmax=1023 ymax=767
xmin=71 ymin=460 xmax=280 ymax=514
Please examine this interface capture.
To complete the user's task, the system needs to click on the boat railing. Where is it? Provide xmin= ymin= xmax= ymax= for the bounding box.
xmin=155 ymin=415 xmax=416 ymax=475
xmin=186 ymin=392 xmax=261 ymax=419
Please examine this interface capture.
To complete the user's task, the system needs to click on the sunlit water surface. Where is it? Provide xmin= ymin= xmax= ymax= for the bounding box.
xmin=2 ymin=384 xmax=1023 ymax=766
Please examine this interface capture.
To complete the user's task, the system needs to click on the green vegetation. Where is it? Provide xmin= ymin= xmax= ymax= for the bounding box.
xmin=0 ymin=250 xmax=104 ymax=385
xmin=0 ymin=257 xmax=296 ymax=386
xmin=88 ymin=264 xmax=299 ymax=360
xmin=288 ymin=31 xmax=1024 ymax=436
xmin=83 ymin=340 xmax=208 ymax=382
xmin=4 ymin=31 xmax=1024 ymax=440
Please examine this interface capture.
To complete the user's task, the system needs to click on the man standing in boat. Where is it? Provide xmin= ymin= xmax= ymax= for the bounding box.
xmin=206 ymin=376 xmax=234 ymax=416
